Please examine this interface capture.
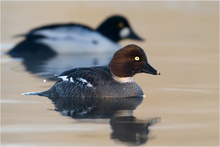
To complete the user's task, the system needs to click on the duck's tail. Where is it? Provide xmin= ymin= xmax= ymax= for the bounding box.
xmin=22 ymin=90 xmax=50 ymax=97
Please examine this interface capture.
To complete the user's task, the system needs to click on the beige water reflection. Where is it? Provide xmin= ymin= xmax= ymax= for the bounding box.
xmin=1 ymin=1 xmax=219 ymax=146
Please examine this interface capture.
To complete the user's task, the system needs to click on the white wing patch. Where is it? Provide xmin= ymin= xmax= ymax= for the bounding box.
xmin=57 ymin=76 xmax=75 ymax=83
xmin=76 ymin=78 xmax=93 ymax=88
xmin=77 ymin=78 xmax=88 ymax=83
xmin=59 ymin=76 xmax=68 ymax=81
xmin=56 ymin=76 xmax=93 ymax=87
xmin=86 ymin=83 xmax=93 ymax=88
xmin=69 ymin=77 xmax=74 ymax=82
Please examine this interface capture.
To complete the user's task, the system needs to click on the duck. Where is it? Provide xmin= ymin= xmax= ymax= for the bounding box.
xmin=24 ymin=44 xmax=160 ymax=99
xmin=8 ymin=15 xmax=143 ymax=57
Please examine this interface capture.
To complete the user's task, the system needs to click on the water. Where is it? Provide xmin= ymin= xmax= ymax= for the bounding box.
xmin=1 ymin=1 xmax=219 ymax=146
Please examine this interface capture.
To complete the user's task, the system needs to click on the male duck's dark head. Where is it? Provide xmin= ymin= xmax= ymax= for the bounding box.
xmin=96 ymin=15 xmax=143 ymax=42
xmin=109 ymin=44 xmax=160 ymax=78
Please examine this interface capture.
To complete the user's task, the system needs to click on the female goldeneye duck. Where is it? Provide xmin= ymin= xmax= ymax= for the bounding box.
xmin=8 ymin=15 xmax=143 ymax=57
xmin=24 ymin=44 xmax=160 ymax=99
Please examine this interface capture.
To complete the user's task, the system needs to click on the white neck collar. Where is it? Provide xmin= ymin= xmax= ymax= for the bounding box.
xmin=113 ymin=76 xmax=134 ymax=83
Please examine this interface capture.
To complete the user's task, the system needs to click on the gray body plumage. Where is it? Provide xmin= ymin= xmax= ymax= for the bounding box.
xmin=41 ymin=66 xmax=143 ymax=99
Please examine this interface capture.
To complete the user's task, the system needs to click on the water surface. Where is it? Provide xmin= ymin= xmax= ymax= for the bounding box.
xmin=1 ymin=1 xmax=219 ymax=146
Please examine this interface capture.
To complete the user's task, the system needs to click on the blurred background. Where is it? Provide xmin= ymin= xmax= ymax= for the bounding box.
xmin=1 ymin=1 xmax=219 ymax=146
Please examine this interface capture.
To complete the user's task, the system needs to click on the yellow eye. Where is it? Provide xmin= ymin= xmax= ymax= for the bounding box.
xmin=118 ymin=22 xmax=124 ymax=28
xmin=135 ymin=56 xmax=140 ymax=61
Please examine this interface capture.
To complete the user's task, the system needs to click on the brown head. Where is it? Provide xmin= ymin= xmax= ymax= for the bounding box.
xmin=109 ymin=44 xmax=160 ymax=77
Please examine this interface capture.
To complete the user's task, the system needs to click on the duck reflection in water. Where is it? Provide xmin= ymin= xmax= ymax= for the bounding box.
xmin=50 ymin=94 xmax=143 ymax=118
xmin=110 ymin=115 xmax=160 ymax=145
xmin=47 ymin=93 xmax=159 ymax=145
